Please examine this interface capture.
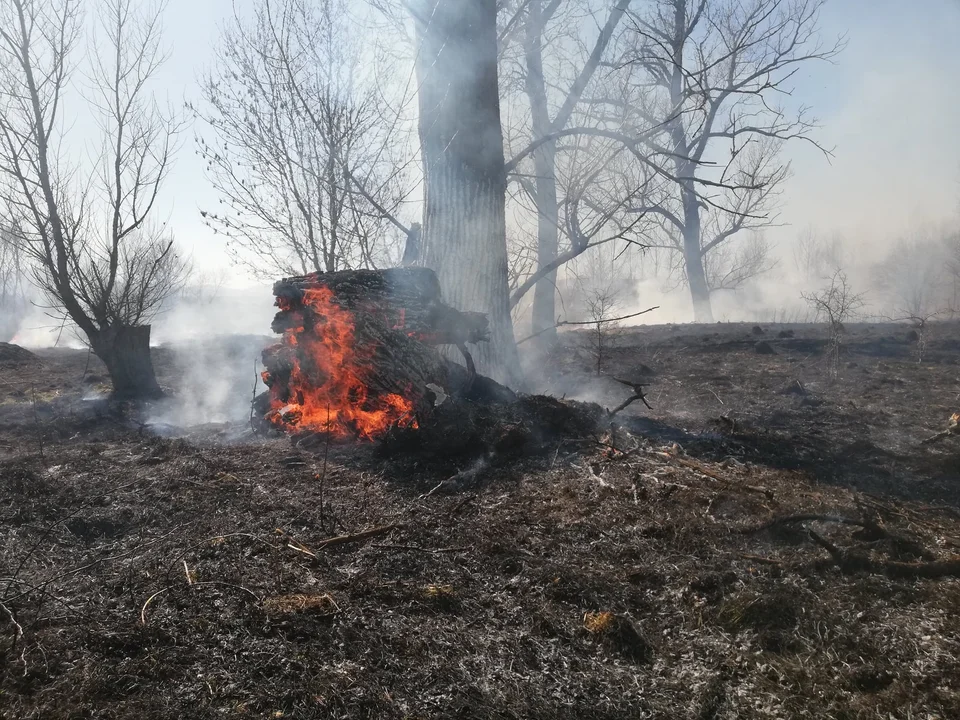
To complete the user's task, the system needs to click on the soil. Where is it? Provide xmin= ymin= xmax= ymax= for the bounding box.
xmin=2 ymin=322 xmax=960 ymax=719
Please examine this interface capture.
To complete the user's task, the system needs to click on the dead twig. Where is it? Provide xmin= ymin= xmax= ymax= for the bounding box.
xmin=319 ymin=403 xmax=331 ymax=532
xmin=657 ymin=452 xmax=773 ymax=499
xmin=738 ymin=553 xmax=783 ymax=566
xmin=1 ymin=599 xmax=24 ymax=651
xmin=805 ymin=531 xmax=960 ymax=579
xmin=249 ymin=358 xmax=259 ymax=435
xmin=516 ymin=306 xmax=659 ymax=346
xmin=30 ymin=384 xmax=44 ymax=460
xmin=609 ymin=377 xmax=653 ymax=416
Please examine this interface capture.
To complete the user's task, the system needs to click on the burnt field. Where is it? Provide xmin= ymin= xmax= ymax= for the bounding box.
xmin=2 ymin=321 xmax=960 ymax=719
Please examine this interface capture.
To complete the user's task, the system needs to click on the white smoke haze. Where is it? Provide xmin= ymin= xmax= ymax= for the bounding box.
xmin=4 ymin=0 xmax=960 ymax=395
xmin=146 ymin=285 xmax=276 ymax=428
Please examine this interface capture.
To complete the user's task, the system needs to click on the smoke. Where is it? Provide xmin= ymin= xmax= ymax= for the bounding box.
xmin=146 ymin=285 xmax=277 ymax=429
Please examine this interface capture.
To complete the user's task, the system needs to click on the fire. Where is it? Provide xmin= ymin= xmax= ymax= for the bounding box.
xmin=262 ymin=286 xmax=417 ymax=440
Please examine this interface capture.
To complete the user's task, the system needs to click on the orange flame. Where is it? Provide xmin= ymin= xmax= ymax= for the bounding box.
xmin=263 ymin=286 xmax=417 ymax=440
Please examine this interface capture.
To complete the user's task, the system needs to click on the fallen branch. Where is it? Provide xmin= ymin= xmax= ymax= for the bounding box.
xmin=1 ymin=599 xmax=23 ymax=650
xmin=609 ymin=377 xmax=653 ymax=415
xmin=738 ymin=553 xmax=783 ymax=566
xmin=920 ymin=413 xmax=960 ymax=445
xmin=516 ymin=306 xmax=659 ymax=346
xmin=739 ymin=513 xmax=873 ymax=535
xmin=807 ymin=529 xmax=960 ymax=579
xmin=658 ymin=453 xmax=773 ymax=499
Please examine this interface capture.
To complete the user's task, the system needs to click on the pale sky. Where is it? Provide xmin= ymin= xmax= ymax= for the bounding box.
xmin=152 ymin=0 xmax=960 ymax=279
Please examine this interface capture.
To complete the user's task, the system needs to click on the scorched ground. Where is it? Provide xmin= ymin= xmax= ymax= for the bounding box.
xmin=1 ymin=321 xmax=960 ymax=719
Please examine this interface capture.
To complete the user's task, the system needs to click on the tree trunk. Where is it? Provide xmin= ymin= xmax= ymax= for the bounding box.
xmin=524 ymin=0 xmax=559 ymax=350
xmin=681 ymin=188 xmax=714 ymax=323
xmin=91 ymin=324 xmax=164 ymax=399
xmin=413 ymin=0 xmax=522 ymax=387
xmin=530 ymin=140 xmax=559 ymax=347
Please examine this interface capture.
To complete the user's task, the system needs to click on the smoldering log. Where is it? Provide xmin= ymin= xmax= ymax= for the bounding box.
xmin=256 ymin=266 xmax=514 ymax=439
xmin=272 ymin=268 xmax=490 ymax=346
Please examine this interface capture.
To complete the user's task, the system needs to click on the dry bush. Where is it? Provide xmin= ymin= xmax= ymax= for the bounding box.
xmin=582 ymin=285 xmax=624 ymax=376
xmin=801 ymin=269 xmax=866 ymax=377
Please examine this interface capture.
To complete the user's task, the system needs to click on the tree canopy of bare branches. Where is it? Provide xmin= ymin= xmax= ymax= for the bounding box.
xmin=592 ymin=0 xmax=843 ymax=321
xmin=497 ymin=0 xmax=636 ymax=346
xmin=0 ymin=0 xmax=188 ymax=397
xmin=195 ymin=0 xmax=415 ymax=279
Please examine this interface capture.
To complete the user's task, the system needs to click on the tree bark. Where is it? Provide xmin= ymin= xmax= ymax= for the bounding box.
xmin=681 ymin=188 xmax=714 ymax=323
xmin=530 ymin=140 xmax=559 ymax=346
xmin=413 ymin=0 xmax=522 ymax=387
xmin=90 ymin=324 xmax=164 ymax=399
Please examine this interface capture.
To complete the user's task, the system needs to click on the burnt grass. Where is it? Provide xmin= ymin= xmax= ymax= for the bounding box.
xmin=2 ymin=322 xmax=960 ymax=718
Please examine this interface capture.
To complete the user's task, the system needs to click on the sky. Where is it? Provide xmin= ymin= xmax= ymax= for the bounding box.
xmin=772 ymin=0 xmax=960 ymax=256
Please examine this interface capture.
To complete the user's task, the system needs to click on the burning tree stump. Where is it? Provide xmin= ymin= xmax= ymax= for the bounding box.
xmin=256 ymin=268 xmax=515 ymax=440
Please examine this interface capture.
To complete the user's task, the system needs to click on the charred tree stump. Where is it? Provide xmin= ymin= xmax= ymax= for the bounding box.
xmin=90 ymin=324 xmax=164 ymax=399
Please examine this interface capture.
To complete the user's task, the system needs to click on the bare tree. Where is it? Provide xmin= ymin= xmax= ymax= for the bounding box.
xmin=801 ymin=268 xmax=865 ymax=377
xmin=507 ymin=135 xmax=652 ymax=316
xmin=497 ymin=0 xmax=632 ymax=347
xmin=0 ymin=0 xmax=188 ymax=397
xmin=194 ymin=0 xmax=413 ymax=279
xmin=596 ymin=0 xmax=843 ymax=321
xmin=410 ymin=0 xmax=522 ymax=385
xmin=872 ymin=232 xmax=955 ymax=362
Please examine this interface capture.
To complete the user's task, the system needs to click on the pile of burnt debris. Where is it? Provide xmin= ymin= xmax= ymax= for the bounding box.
xmin=250 ymin=267 xmax=640 ymax=464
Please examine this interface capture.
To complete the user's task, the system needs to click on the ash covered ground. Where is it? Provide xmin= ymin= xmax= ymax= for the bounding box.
xmin=2 ymin=322 xmax=960 ymax=719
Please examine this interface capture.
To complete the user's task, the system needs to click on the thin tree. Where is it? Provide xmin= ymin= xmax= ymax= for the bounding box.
xmin=598 ymin=0 xmax=843 ymax=321
xmin=195 ymin=0 xmax=414 ymax=278
xmin=0 ymin=0 xmax=187 ymax=397
xmin=500 ymin=0 xmax=632 ymax=347
xmin=801 ymin=268 xmax=864 ymax=378
xmin=410 ymin=0 xmax=522 ymax=385
xmin=0 ymin=222 xmax=28 ymax=342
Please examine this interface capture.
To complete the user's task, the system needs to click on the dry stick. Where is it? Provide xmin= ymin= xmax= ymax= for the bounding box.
xmin=609 ymin=377 xmax=653 ymax=416
xmin=9 ymin=522 xmax=193 ymax=605
xmin=739 ymin=513 xmax=872 ymax=535
xmin=456 ymin=342 xmax=476 ymax=390
xmin=162 ymin=532 xmax=279 ymax=587
xmin=30 ymin=384 xmax=44 ymax=460
xmin=658 ymin=453 xmax=774 ymax=498
xmin=3 ymin=476 xmax=151 ymax=600
xmin=81 ymin=348 xmax=92 ymax=381
xmin=249 ymin=358 xmax=259 ymax=435
xmin=315 ymin=524 xmax=404 ymax=550
xmin=370 ymin=544 xmax=473 ymax=554
xmin=140 ymin=582 xmax=261 ymax=626
xmin=516 ymin=306 xmax=660 ymax=346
